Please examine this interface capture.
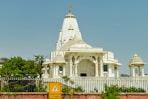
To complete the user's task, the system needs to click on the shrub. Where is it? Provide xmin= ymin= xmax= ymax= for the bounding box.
xmin=118 ymin=86 xmax=145 ymax=92
xmin=74 ymin=86 xmax=84 ymax=92
xmin=101 ymin=84 xmax=119 ymax=99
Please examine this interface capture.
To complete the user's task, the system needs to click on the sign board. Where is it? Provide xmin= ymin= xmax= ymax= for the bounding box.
xmin=49 ymin=82 xmax=61 ymax=99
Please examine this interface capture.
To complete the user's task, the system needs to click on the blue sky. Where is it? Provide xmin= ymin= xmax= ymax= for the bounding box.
xmin=0 ymin=0 xmax=148 ymax=75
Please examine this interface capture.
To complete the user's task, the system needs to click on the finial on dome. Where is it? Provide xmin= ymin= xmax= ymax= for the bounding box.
xmin=68 ymin=5 xmax=72 ymax=13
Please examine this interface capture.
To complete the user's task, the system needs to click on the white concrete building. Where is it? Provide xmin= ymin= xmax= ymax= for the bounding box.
xmin=43 ymin=8 xmax=121 ymax=78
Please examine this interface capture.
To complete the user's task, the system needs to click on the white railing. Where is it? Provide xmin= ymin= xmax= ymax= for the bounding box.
xmin=1 ymin=77 xmax=148 ymax=92
xmin=43 ymin=77 xmax=148 ymax=92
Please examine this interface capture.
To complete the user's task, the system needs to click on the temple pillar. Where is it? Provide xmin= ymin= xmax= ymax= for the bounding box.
xmin=63 ymin=66 xmax=66 ymax=76
xmin=138 ymin=66 xmax=140 ymax=76
xmin=53 ymin=65 xmax=58 ymax=78
xmin=50 ymin=66 xmax=53 ymax=77
xmin=132 ymin=67 xmax=135 ymax=77
xmin=116 ymin=66 xmax=119 ymax=77
xmin=55 ymin=65 xmax=59 ymax=77
xmin=69 ymin=56 xmax=73 ymax=77
xmin=108 ymin=65 xmax=112 ymax=77
xmin=53 ymin=65 xmax=56 ymax=77
xmin=75 ymin=61 xmax=78 ymax=77
xmin=130 ymin=67 xmax=132 ymax=77
xmin=141 ymin=66 xmax=145 ymax=77
xmin=95 ymin=62 xmax=99 ymax=77
xmin=95 ymin=56 xmax=98 ymax=77
xmin=99 ymin=56 xmax=104 ymax=77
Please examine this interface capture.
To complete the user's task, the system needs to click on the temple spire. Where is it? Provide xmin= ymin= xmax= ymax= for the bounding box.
xmin=56 ymin=5 xmax=82 ymax=50
xmin=68 ymin=5 xmax=72 ymax=13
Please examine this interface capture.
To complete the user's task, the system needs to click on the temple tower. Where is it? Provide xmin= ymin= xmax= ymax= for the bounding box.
xmin=56 ymin=6 xmax=82 ymax=50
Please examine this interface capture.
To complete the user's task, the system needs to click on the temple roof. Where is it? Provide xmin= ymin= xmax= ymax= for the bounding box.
xmin=128 ymin=54 xmax=145 ymax=67
xmin=52 ymin=55 xmax=66 ymax=64
xmin=59 ymin=36 xmax=92 ymax=51
xmin=103 ymin=59 xmax=121 ymax=66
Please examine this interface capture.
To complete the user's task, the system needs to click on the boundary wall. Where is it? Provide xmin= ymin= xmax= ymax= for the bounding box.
xmin=0 ymin=92 xmax=148 ymax=99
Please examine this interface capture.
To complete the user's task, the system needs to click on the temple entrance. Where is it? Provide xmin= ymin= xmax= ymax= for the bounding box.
xmin=80 ymin=73 xmax=87 ymax=77
xmin=78 ymin=59 xmax=95 ymax=77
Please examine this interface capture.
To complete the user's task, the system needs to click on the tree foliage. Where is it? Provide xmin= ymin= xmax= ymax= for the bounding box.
xmin=0 ymin=57 xmax=40 ymax=92
xmin=101 ymin=84 xmax=145 ymax=99
xmin=0 ymin=57 xmax=37 ymax=77
xmin=34 ymin=55 xmax=44 ymax=78
xmin=118 ymin=86 xmax=145 ymax=92
xmin=101 ymin=84 xmax=119 ymax=99
xmin=62 ymin=76 xmax=84 ymax=99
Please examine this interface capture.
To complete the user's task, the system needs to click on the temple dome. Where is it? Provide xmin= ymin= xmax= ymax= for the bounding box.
xmin=128 ymin=54 xmax=145 ymax=67
xmin=59 ymin=36 xmax=92 ymax=51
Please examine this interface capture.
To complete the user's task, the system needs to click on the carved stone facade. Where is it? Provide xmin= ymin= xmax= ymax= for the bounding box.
xmin=43 ymin=9 xmax=121 ymax=78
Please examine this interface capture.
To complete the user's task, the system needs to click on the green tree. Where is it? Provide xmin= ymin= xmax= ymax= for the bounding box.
xmin=0 ymin=57 xmax=38 ymax=92
xmin=34 ymin=55 xmax=44 ymax=78
xmin=0 ymin=57 xmax=37 ymax=77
